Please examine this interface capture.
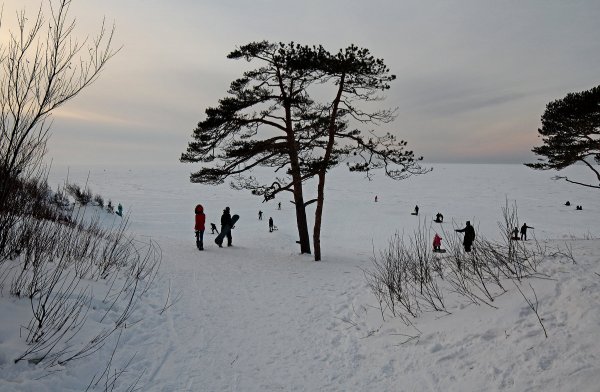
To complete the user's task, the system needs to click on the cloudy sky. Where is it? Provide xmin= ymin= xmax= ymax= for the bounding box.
xmin=4 ymin=0 xmax=600 ymax=166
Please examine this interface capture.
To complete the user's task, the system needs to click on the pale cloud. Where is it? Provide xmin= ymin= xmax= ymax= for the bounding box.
xmin=53 ymin=108 xmax=147 ymax=128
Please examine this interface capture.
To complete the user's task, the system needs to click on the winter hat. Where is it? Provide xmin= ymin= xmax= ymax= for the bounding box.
xmin=225 ymin=206 xmax=230 ymax=212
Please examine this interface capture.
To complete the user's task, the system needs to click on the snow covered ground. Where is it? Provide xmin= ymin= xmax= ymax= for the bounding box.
xmin=1 ymin=163 xmax=600 ymax=391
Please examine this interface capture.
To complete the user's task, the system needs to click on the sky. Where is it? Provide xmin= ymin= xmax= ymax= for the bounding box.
xmin=3 ymin=0 xmax=600 ymax=166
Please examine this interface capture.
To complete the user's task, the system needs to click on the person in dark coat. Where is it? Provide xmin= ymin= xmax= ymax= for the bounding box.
xmin=210 ymin=223 xmax=219 ymax=234
xmin=220 ymin=206 xmax=233 ymax=247
xmin=565 ymin=201 xmax=571 ymax=206
xmin=435 ymin=212 xmax=444 ymax=223
xmin=269 ymin=217 xmax=274 ymax=232
xmin=258 ymin=210 xmax=263 ymax=220
xmin=194 ymin=204 xmax=206 ymax=250
xmin=414 ymin=205 xmax=419 ymax=216
xmin=520 ymin=223 xmax=534 ymax=241
xmin=455 ymin=221 xmax=475 ymax=252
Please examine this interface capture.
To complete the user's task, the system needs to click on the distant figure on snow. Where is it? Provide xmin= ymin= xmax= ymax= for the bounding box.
xmin=107 ymin=200 xmax=114 ymax=213
xmin=258 ymin=210 xmax=263 ymax=220
xmin=576 ymin=205 xmax=583 ymax=210
xmin=412 ymin=205 xmax=419 ymax=216
xmin=210 ymin=223 xmax=219 ymax=234
xmin=269 ymin=217 xmax=274 ymax=232
xmin=194 ymin=204 xmax=205 ymax=251
xmin=456 ymin=221 xmax=475 ymax=252
xmin=115 ymin=203 xmax=123 ymax=217
xmin=520 ymin=223 xmax=534 ymax=241
xmin=433 ymin=233 xmax=442 ymax=251
xmin=565 ymin=201 xmax=571 ymax=206
xmin=375 ymin=195 xmax=378 ymax=203
xmin=511 ymin=227 xmax=520 ymax=240
xmin=278 ymin=202 xmax=281 ymax=210
xmin=435 ymin=212 xmax=444 ymax=223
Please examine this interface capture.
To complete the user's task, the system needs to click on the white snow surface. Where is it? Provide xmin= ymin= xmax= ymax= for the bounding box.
xmin=1 ymin=163 xmax=600 ymax=391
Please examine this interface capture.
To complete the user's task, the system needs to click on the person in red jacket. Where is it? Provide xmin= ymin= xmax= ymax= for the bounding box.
xmin=433 ymin=233 xmax=442 ymax=251
xmin=195 ymin=204 xmax=206 ymax=250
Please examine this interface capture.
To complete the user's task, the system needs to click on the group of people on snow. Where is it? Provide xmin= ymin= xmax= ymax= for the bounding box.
xmin=566 ymin=200 xmax=584 ymax=210
xmin=194 ymin=205 xmax=236 ymax=251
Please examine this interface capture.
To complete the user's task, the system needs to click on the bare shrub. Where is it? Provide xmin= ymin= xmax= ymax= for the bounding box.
xmin=94 ymin=194 xmax=105 ymax=208
xmin=66 ymin=183 xmax=93 ymax=206
xmin=1 ymin=201 xmax=161 ymax=367
xmin=366 ymin=202 xmax=553 ymax=327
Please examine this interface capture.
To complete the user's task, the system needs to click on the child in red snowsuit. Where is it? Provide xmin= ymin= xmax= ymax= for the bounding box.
xmin=433 ymin=233 xmax=442 ymax=251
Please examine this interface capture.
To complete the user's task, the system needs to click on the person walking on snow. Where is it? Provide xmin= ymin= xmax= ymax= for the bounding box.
xmin=269 ymin=217 xmax=274 ymax=232
xmin=258 ymin=210 xmax=263 ymax=220
xmin=456 ymin=221 xmax=475 ymax=252
xmin=219 ymin=207 xmax=233 ymax=247
xmin=520 ymin=223 xmax=534 ymax=241
xmin=194 ymin=204 xmax=206 ymax=250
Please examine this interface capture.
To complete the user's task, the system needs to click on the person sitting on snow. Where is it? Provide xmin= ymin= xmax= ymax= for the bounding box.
xmin=433 ymin=233 xmax=442 ymax=251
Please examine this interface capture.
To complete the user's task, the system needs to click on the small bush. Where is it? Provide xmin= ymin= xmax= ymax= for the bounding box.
xmin=65 ymin=183 xmax=92 ymax=205
xmin=93 ymin=194 xmax=104 ymax=208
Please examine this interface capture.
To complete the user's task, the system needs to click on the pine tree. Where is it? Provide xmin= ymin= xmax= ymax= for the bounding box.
xmin=526 ymin=85 xmax=600 ymax=189
xmin=181 ymin=41 xmax=428 ymax=259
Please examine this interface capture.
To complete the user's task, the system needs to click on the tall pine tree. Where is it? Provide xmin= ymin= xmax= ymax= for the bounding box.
xmin=181 ymin=41 xmax=427 ymax=259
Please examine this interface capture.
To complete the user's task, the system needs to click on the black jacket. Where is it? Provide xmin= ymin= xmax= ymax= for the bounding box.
xmin=221 ymin=211 xmax=232 ymax=227
xmin=456 ymin=224 xmax=475 ymax=245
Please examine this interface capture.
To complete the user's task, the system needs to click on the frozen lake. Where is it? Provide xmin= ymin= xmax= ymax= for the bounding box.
xmin=49 ymin=162 xmax=599 ymax=253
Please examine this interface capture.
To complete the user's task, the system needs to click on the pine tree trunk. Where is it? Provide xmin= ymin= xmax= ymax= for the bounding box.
xmin=286 ymin=124 xmax=311 ymax=254
xmin=294 ymin=188 xmax=311 ymax=254
xmin=313 ymin=171 xmax=326 ymax=261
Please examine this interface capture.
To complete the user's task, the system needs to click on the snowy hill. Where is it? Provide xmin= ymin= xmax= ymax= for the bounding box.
xmin=1 ymin=163 xmax=599 ymax=391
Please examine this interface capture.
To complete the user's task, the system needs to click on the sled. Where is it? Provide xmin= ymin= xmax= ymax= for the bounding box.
xmin=215 ymin=214 xmax=239 ymax=246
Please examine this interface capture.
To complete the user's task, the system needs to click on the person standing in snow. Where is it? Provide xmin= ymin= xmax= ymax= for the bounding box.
xmin=520 ymin=223 xmax=534 ymax=241
xmin=414 ymin=205 xmax=419 ymax=215
xmin=455 ymin=221 xmax=475 ymax=252
xmin=258 ymin=210 xmax=263 ymax=220
xmin=195 ymin=204 xmax=206 ymax=250
xmin=269 ymin=217 xmax=274 ymax=232
xmin=220 ymin=206 xmax=233 ymax=247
